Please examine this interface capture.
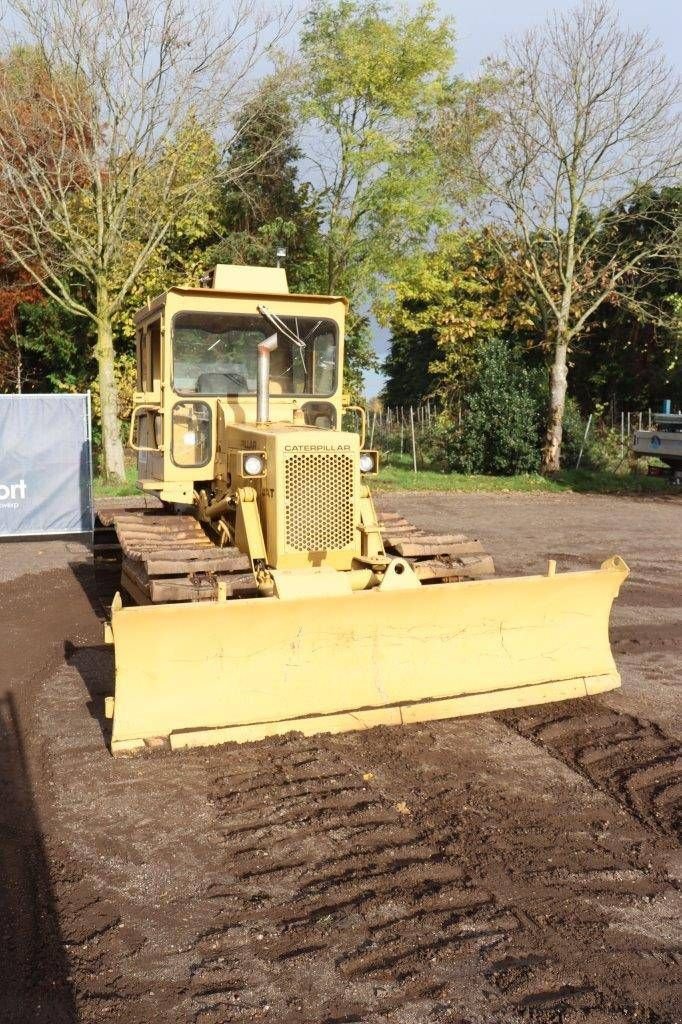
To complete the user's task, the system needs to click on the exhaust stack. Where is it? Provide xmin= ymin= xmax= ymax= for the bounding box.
xmin=256 ymin=334 xmax=278 ymax=424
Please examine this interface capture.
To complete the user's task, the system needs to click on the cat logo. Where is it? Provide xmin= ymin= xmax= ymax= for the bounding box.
xmin=284 ymin=444 xmax=351 ymax=452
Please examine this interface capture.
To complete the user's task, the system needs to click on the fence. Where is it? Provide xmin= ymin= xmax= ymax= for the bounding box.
xmin=359 ymin=403 xmax=437 ymax=472
xmin=616 ymin=410 xmax=668 ymax=459
xmin=357 ymin=402 xmax=668 ymax=472
xmin=0 ymin=393 xmax=94 ymax=537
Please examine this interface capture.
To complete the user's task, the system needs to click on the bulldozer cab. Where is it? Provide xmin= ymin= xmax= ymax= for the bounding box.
xmin=130 ymin=264 xmax=349 ymax=505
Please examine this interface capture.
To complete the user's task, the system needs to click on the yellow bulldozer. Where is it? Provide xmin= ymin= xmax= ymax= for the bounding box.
xmin=103 ymin=264 xmax=629 ymax=754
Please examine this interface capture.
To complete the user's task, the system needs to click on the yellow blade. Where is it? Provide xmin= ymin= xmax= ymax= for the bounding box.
xmin=107 ymin=556 xmax=629 ymax=754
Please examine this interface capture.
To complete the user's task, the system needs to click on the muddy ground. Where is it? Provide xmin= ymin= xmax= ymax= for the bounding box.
xmin=0 ymin=491 xmax=680 ymax=1024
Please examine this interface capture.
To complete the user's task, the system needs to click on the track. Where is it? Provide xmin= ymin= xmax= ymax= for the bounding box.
xmin=498 ymin=699 xmax=682 ymax=839
xmin=104 ymin=507 xmax=495 ymax=605
xmin=176 ymin=724 xmax=680 ymax=1023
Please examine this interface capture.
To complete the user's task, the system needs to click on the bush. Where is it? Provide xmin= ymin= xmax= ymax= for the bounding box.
xmin=586 ymin=424 xmax=629 ymax=471
xmin=437 ymin=339 xmax=543 ymax=475
xmin=560 ymin=399 xmax=628 ymax=471
xmin=559 ymin=396 xmax=586 ymax=466
xmin=417 ymin=416 xmax=458 ymax=470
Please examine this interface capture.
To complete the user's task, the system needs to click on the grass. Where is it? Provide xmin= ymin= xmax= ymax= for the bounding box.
xmin=93 ymin=462 xmax=139 ymax=498
xmin=374 ymin=464 xmax=562 ymax=493
xmin=92 ymin=452 xmax=678 ymax=500
xmin=553 ymin=468 xmax=677 ymax=495
xmin=373 ymin=453 xmax=677 ymax=495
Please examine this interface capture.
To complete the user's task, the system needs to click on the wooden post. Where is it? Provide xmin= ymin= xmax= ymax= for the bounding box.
xmin=638 ymin=411 xmax=642 ymax=431
xmin=576 ymin=413 xmax=593 ymax=469
xmin=410 ymin=406 xmax=417 ymax=473
xmin=369 ymin=410 xmax=377 ymax=448
xmin=648 ymin=408 xmax=652 ymax=429
xmin=620 ymin=411 xmax=625 ymax=458
xmin=400 ymin=416 xmax=404 ymax=455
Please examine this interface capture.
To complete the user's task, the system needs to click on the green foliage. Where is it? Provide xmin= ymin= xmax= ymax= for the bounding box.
xmin=208 ymin=81 xmax=323 ymax=295
xmin=381 ymin=230 xmax=541 ymax=407
xmin=382 ymin=191 xmax=681 ymax=447
xmin=423 ymin=339 xmax=544 ymax=475
xmin=569 ymin=189 xmax=682 ymax=411
xmin=343 ymin=313 xmax=376 ymax=398
xmin=14 ymin=298 xmax=94 ymax=393
xmin=13 ymin=298 xmax=137 ymax=460
xmin=112 ymin=118 xmax=223 ymax=344
xmin=301 ymin=1 xmax=453 ymax=121
xmin=559 ymin=396 xmax=588 ymax=467
xmin=299 ymin=0 xmax=457 ymax=378
xmin=560 ymin=397 xmax=636 ymax=472
xmin=5 ymin=11 xmax=679 ymax=469
xmin=382 ymin=330 xmax=440 ymax=408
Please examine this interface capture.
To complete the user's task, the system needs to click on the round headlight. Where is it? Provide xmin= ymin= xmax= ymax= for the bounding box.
xmin=359 ymin=453 xmax=374 ymax=474
xmin=243 ymin=454 xmax=265 ymax=476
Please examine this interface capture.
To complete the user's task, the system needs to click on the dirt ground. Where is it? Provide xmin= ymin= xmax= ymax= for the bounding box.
xmin=0 ymin=491 xmax=680 ymax=1024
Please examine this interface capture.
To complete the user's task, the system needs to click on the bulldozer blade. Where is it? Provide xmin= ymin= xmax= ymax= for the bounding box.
xmin=107 ymin=556 xmax=629 ymax=754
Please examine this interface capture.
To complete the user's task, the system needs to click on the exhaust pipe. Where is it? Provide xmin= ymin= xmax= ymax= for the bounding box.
xmin=256 ymin=333 xmax=278 ymax=424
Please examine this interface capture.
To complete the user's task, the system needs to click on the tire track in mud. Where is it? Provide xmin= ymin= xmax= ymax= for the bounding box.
xmin=497 ymin=698 xmax=682 ymax=839
xmin=43 ymin=829 xmax=173 ymax=1024
xmin=187 ymin=726 xmax=681 ymax=1024
xmin=190 ymin=740 xmax=504 ymax=1023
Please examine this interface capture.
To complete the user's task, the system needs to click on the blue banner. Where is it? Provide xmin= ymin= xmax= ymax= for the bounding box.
xmin=0 ymin=394 xmax=93 ymax=537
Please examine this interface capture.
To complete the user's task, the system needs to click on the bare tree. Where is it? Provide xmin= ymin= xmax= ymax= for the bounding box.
xmin=462 ymin=1 xmax=681 ymax=470
xmin=0 ymin=0 xmax=290 ymax=480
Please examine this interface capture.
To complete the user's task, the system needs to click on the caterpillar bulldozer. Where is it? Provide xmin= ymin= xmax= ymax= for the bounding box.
xmin=103 ymin=264 xmax=629 ymax=754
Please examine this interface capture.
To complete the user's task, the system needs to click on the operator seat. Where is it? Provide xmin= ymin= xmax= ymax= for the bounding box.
xmin=197 ymin=371 xmax=248 ymax=394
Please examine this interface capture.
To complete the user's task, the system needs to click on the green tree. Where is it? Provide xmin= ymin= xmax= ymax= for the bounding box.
xmin=382 ymin=329 xmax=440 ymax=408
xmin=112 ymin=119 xmax=223 ymax=346
xmin=298 ymin=0 xmax=457 ymax=390
xmin=442 ymin=339 xmax=544 ymax=475
xmin=208 ymin=80 xmax=323 ymax=296
xmin=460 ymin=1 xmax=680 ymax=470
xmin=12 ymin=298 xmax=93 ymax=394
xmin=570 ymin=188 xmax=682 ymax=411
xmin=0 ymin=1 xmax=286 ymax=481
xmin=381 ymin=231 xmax=541 ymax=407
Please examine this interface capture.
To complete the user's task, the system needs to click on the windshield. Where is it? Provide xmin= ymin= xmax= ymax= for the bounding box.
xmin=172 ymin=311 xmax=338 ymax=397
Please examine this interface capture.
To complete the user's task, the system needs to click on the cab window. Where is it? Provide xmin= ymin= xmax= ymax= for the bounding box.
xmin=172 ymin=311 xmax=338 ymax=397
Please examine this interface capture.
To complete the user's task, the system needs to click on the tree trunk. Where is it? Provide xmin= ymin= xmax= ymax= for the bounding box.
xmin=96 ymin=309 xmax=126 ymax=483
xmin=542 ymin=333 xmax=569 ymax=473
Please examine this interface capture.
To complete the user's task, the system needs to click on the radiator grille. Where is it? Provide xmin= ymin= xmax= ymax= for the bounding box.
xmin=284 ymin=453 xmax=355 ymax=551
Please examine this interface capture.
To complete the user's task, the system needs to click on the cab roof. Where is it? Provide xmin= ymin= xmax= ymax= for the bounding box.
xmin=134 ymin=264 xmax=348 ymax=326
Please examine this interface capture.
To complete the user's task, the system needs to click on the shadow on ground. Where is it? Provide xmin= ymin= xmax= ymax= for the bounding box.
xmin=64 ymin=640 xmax=113 ymax=748
xmin=0 ymin=693 xmax=78 ymax=1024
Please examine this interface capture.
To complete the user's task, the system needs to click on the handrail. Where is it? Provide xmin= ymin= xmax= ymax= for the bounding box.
xmin=343 ymin=404 xmax=366 ymax=448
xmin=129 ymin=405 xmax=163 ymax=453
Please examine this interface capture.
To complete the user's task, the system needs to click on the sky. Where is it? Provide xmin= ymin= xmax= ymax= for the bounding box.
xmin=362 ymin=0 xmax=682 ymax=398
